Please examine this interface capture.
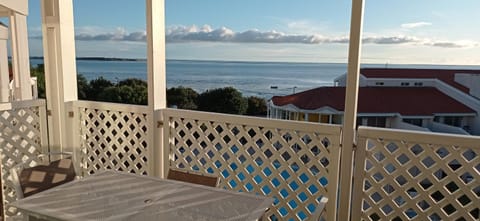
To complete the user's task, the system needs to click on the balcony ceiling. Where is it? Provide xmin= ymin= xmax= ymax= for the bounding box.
xmin=0 ymin=0 xmax=28 ymax=15
xmin=0 ymin=6 xmax=9 ymax=16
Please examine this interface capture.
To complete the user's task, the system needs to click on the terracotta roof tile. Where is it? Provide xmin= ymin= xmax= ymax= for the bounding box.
xmin=271 ymin=87 xmax=476 ymax=116
xmin=361 ymin=68 xmax=480 ymax=93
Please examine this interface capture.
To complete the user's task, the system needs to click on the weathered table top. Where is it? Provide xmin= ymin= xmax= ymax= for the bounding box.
xmin=10 ymin=170 xmax=274 ymax=221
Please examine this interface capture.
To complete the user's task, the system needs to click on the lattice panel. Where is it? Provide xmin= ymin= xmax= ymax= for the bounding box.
xmin=79 ymin=108 xmax=150 ymax=176
xmin=0 ymin=105 xmax=46 ymax=217
xmin=167 ymin=115 xmax=341 ymax=221
xmin=357 ymin=137 xmax=480 ymax=221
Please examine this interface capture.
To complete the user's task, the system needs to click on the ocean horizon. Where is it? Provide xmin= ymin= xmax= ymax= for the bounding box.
xmin=29 ymin=58 xmax=480 ymax=99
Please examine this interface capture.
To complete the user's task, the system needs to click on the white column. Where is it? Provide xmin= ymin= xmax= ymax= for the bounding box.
xmin=338 ymin=0 xmax=365 ymax=220
xmin=146 ymin=0 xmax=166 ymax=110
xmin=9 ymin=12 xmax=32 ymax=100
xmin=146 ymin=0 xmax=167 ymax=178
xmin=41 ymin=0 xmax=78 ymax=152
xmin=0 ymin=24 xmax=9 ymax=102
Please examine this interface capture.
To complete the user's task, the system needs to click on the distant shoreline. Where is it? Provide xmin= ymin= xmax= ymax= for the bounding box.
xmin=29 ymin=56 xmax=346 ymax=65
xmin=27 ymin=56 xmax=480 ymax=68
xmin=30 ymin=56 xmax=146 ymax=62
xmin=29 ymin=56 xmax=340 ymax=64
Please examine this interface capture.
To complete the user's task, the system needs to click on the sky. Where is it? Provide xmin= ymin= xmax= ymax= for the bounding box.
xmin=17 ymin=0 xmax=480 ymax=64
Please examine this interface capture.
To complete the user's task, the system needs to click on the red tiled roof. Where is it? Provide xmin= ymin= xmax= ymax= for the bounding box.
xmin=271 ymin=87 xmax=476 ymax=116
xmin=361 ymin=68 xmax=480 ymax=93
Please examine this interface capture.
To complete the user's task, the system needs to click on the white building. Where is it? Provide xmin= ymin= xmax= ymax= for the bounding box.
xmin=269 ymin=68 xmax=480 ymax=135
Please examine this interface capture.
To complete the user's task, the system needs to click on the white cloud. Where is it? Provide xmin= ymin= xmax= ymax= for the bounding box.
xmin=165 ymin=25 xmax=477 ymax=49
xmin=401 ymin=22 xmax=432 ymax=29
xmin=424 ymin=40 xmax=478 ymax=48
xmin=363 ymin=36 xmax=421 ymax=44
xmin=29 ymin=24 xmax=477 ymax=50
xmin=166 ymin=25 xmax=347 ymax=44
xmin=74 ymin=27 xmax=146 ymax=42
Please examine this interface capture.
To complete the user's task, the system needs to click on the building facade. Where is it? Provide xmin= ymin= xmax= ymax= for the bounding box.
xmin=268 ymin=68 xmax=480 ymax=135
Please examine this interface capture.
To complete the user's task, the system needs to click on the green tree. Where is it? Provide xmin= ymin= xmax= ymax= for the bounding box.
xmin=31 ymin=64 xmax=46 ymax=98
xmin=117 ymin=78 xmax=147 ymax=88
xmin=197 ymin=87 xmax=247 ymax=114
xmin=97 ymin=83 xmax=147 ymax=105
xmin=77 ymin=74 xmax=89 ymax=100
xmin=30 ymin=64 xmax=90 ymax=100
xmin=87 ymin=77 xmax=113 ymax=101
xmin=28 ymin=65 xmax=266 ymax=116
xmin=246 ymin=96 xmax=267 ymax=116
xmin=167 ymin=87 xmax=199 ymax=109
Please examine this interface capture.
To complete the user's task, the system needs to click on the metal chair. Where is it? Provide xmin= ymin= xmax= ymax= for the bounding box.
xmin=311 ymin=197 xmax=328 ymax=221
xmin=10 ymin=152 xmax=77 ymax=199
xmin=167 ymin=168 xmax=219 ymax=187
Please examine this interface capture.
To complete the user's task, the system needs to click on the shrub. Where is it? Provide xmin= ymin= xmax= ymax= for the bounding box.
xmin=87 ymin=77 xmax=114 ymax=101
xmin=246 ymin=96 xmax=267 ymax=116
xmin=197 ymin=87 xmax=247 ymax=115
xmin=167 ymin=87 xmax=199 ymax=109
xmin=98 ymin=84 xmax=147 ymax=105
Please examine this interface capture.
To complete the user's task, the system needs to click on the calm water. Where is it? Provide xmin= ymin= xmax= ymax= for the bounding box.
xmin=30 ymin=58 xmax=480 ymax=98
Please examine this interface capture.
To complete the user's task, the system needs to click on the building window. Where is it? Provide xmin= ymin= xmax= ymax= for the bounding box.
xmin=403 ymin=118 xmax=423 ymax=127
xmin=367 ymin=117 xmax=387 ymax=127
xmin=401 ymin=82 xmax=410 ymax=86
xmin=358 ymin=117 xmax=387 ymax=128
xmin=414 ymin=82 xmax=423 ymax=86
xmin=320 ymin=114 xmax=329 ymax=123
xmin=375 ymin=82 xmax=384 ymax=86
xmin=332 ymin=115 xmax=343 ymax=124
xmin=443 ymin=116 xmax=462 ymax=127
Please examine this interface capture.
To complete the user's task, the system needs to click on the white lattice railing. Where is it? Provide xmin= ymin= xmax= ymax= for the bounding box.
xmin=2 ymin=101 xmax=479 ymax=221
xmin=162 ymin=108 xmax=342 ymax=221
xmin=67 ymin=101 xmax=153 ymax=176
xmin=352 ymin=126 xmax=480 ymax=221
xmin=0 ymin=100 xmax=48 ymax=217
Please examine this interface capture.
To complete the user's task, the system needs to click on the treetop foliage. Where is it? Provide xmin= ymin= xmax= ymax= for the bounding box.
xmin=30 ymin=64 xmax=267 ymax=116
xmin=197 ymin=87 xmax=248 ymax=115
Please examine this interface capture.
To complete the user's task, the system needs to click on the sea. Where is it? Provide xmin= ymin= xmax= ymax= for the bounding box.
xmin=29 ymin=58 xmax=480 ymax=99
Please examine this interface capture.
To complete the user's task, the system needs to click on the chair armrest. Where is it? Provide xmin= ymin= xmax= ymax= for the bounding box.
xmin=311 ymin=197 xmax=328 ymax=220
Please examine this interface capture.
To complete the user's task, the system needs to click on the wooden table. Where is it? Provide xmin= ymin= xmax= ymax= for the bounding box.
xmin=10 ymin=170 xmax=274 ymax=221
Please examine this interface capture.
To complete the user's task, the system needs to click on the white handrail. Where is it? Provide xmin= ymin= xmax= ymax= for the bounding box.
xmin=163 ymin=108 xmax=342 ymax=134
xmin=68 ymin=100 xmax=150 ymax=114
xmin=358 ymin=126 xmax=480 ymax=147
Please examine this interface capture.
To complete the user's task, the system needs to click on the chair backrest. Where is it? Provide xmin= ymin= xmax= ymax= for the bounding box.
xmin=11 ymin=155 xmax=76 ymax=199
xmin=311 ymin=197 xmax=328 ymax=221
xmin=167 ymin=169 xmax=219 ymax=187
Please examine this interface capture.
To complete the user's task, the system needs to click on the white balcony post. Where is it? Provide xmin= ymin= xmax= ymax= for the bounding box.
xmin=40 ymin=0 xmax=78 ymax=152
xmin=146 ymin=0 xmax=167 ymax=178
xmin=9 ymin=12 xmax=32 ymax=100
xmin=0 ymin=23 xmax=9 ymax=102
xmin=339 ymin=0 xmax=365 ymax=221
